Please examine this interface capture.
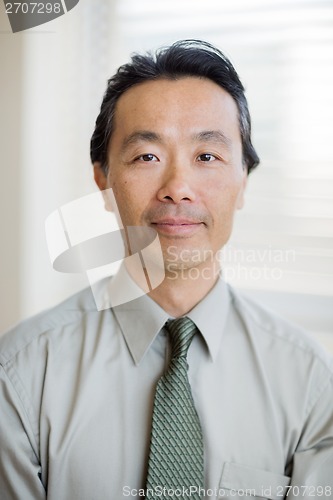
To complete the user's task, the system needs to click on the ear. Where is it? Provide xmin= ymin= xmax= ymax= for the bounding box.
xmin=93 ymin=162 xmax=108 ymax=191
xmin=236 ymin=169 xmax=248 ymax=210
xmin=93 ymin=162 xmax=115 ymax=212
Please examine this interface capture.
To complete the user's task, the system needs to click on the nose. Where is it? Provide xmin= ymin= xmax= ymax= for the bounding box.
xmin=156 ymin=163 xmax=196 ymax=204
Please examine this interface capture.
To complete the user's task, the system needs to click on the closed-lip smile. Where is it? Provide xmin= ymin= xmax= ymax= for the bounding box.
xmin=151 ymin=218 xmax=204 ymax=236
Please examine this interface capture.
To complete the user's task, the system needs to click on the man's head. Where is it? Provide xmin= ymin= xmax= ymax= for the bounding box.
xmin=92 ymin=40 xmax=259 ymax=280
xmin=90 ymin=39 xmax=259 ymax=175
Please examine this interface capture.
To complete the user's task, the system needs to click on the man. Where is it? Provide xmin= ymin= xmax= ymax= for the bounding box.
xmin=0 ymin=40 xmax=332 ymax=499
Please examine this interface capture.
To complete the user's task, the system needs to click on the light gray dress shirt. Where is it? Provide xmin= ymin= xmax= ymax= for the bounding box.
xmin=0 ymin=271 xmax=333 ymax=500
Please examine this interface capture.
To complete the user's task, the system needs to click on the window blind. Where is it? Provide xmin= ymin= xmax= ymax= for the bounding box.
xmin=112 ymin=0 xmax=333 ymax=336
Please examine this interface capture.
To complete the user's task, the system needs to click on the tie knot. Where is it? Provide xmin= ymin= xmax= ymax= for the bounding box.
xmin=166 ymin=317 xmax=197 ymax=360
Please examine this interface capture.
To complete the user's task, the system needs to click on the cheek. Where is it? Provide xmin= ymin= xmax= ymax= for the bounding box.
xmin=107 ymin=174 xmax=129 ymax=205
xmin=108 ymin=170 xmax=142 ymax=197
xmin=109 ymin=179 xmax=149 ymax=223
xmin=207 ymin=175 xmax=243 ymax=208
xmin=206 ymin=179 xmax=245 ymax=235
xmin=105 ymin=177 xmax=128 ymax=218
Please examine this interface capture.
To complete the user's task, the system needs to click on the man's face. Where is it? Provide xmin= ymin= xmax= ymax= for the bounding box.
xmin=95 ymin=77 xmax=247 ymax=273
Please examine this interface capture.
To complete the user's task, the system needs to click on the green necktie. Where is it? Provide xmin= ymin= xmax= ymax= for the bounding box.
xmin=145 ymin=317 xmax=204 ymax=499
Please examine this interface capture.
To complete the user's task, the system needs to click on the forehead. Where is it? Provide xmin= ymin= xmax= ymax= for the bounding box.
xmin=112 ymin=77 xmax=240 ymax=140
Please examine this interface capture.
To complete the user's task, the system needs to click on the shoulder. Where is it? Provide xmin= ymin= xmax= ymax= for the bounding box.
xmin=0 ymin=285 xmax=99 ymax=366
xmin=228 ymin=285 xmax=333 ymax=375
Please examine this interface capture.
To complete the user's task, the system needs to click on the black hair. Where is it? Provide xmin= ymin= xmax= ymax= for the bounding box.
xmin=90 ymin=39 xmax=259 ymax=173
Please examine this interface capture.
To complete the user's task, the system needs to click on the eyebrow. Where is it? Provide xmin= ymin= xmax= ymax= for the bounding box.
xmin=120 ymin=131 xmax=163 ymax=152
xmin=192 ymin=130 xmax=232 ymax=149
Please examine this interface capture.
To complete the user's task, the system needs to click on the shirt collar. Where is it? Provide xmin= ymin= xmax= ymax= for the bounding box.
xmin=186 ymin=277 xmax=230 ymax=362
xmin=110 ymin=266 xmax=231 ymax=365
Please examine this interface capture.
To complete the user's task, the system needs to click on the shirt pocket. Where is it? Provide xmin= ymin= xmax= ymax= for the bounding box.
xmin=218 ymin=462 xmax=291 ymax=499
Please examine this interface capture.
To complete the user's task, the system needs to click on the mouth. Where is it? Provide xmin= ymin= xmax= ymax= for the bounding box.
xmin=151 ymin=218 xmax=204 ymax=236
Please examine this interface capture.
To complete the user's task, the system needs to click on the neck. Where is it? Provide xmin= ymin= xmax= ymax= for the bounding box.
xmin=147 ymin=263 xmax=220 ymax=317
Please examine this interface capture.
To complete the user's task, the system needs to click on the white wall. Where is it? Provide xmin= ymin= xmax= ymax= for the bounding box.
xmin=0 ymin=6 xmax=22 ymax=330
xmin=0 ymin=0 xmax=125 ymax=331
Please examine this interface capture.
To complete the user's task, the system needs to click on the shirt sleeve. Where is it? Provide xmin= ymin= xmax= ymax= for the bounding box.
xmin=0 ymin=365 xmax=46 ymax=500
xmin=288 ymin=375 xmax=333 ymax=499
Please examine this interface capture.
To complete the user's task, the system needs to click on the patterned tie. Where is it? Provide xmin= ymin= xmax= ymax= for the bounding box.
xmin=145 ymin=317 xmax=204 ymax=499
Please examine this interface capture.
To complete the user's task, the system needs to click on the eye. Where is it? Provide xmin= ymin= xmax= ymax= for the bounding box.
xmin=197 ymin=153 xmax=217 ymax=162
xmin=136 ymin=153 xmax=159 ymax=162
